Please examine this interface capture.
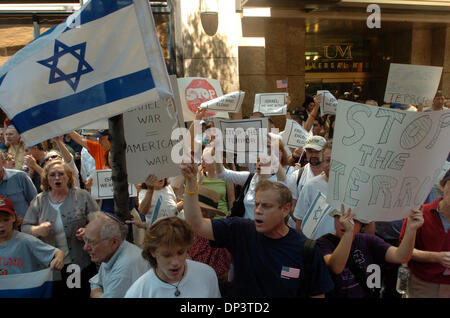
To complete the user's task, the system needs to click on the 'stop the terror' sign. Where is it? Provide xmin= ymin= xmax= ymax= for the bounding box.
xmin=328 ymin=100 xmax=450 ymax=223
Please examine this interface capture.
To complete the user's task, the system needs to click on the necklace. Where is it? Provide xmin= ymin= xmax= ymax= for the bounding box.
xmin=156 ymin=265 xmax=186 ymax=297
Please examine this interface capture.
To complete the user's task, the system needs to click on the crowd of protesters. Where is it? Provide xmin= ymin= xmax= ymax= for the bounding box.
xmin=0 ymin=90 xmax=449 ymax=299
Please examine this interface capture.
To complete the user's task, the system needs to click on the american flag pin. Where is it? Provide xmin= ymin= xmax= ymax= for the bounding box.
xmin=281 ymin=266 xmax=300 ymax=279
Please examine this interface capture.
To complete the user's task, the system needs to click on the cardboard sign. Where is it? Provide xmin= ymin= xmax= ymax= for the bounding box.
xmin=317 ymin=90 xmax=338 ymax=116
xmin=384 ymin=63 xmax=443 ymax=107
xmin=253 ymin=93 xmax=288 ymax=115
xmin=176 ymin=77 xmax=228 ymax=122
xmin=327 ymin=100 xmax=450 ymax=223
xmin=301 ymin=192 xmax=335 ymax=240
xmin=200 ymin=91 xmax=245 ymax=113
xmin=282 ymin=119 xmax=311 ymax=148
xmin=91 ymin=169 xmax=137 ymax=199
xmin=213 ymin=118 xmax=269 ymax=162
xmin=124 ymin=97 xmax=182 ymax=183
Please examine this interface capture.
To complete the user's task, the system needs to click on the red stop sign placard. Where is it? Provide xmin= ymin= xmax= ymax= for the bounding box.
xmin=185 ymin=79 xmax=218 ymax=118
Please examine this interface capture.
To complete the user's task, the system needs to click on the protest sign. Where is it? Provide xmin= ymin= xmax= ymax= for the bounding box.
xmin=176 ymin=77 xmax=228 ymax=122
xmin=328 ymin=100 xmax=450 ymax=223
xmin=253 ymin=93 xmax=288 ymax=116
xmin=213 ymin=118 xmax=269 ymax=163
xmin=282 ymin=119 xmax=311 ymax=149
xmin=200 ymin=91 xmax=245 ymax=113
xmin=317 ymin=90 xmax=338 ymax=116
xmin=301 ymin=192 xmax=335 ymax=240
xmin=384 ymin=63 xmax=443 ymax=107
xmin=91 ymin=169 xmax=137 ymax=199
xmin=124 ymin=97 xmax=181 ymax=183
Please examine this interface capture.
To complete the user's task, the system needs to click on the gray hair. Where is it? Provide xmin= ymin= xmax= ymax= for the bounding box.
xmin=87 ymin=211 xmax=128 ymax=241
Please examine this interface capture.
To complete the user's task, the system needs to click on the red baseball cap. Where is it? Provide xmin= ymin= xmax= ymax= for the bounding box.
xmin=0 ymin=196 xmax=15 ymax=216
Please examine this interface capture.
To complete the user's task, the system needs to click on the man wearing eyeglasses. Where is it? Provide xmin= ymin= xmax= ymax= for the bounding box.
xmin=82 ymin=212 xmax=149 ymax=298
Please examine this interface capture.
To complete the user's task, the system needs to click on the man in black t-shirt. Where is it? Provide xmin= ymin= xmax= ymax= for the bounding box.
xmin=181 ymin=161 xmax=334 ymax=298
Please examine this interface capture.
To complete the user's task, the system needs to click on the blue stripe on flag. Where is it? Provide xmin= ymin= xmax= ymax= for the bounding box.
xmin=0 ymin=73 xmax=6 ymax=86
xmin=12 ymin=68 xmax=155 ymax=134
xmin=76 ymin=0 xmax=134 ymax=28
xmin=0 ymin=281 xmax=53 ymax=298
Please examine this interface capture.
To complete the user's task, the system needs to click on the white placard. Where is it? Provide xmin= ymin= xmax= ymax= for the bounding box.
xmin=301 ymin=192 xmax=335 ymax=240
xmin=328 ymin=100 xmax=450 ymax=223
xmin=317 ymin=90 xmax=338 ymax=116
xmin=434 ymin=161 xmax=450 ymax=188
xmin=253 ymin=93 xmax=288 ymax=115
xmin=176 ymin=77 xmax=228 ymax=122
xmin=200 ymin=91 xmax=245 ymax=113
xmin=282 ymin=119 xmax=311 ymax=148
xmin=384 ymin=63 xmax=443 ymax=107
xmin=213 ymin=118 xmax=269 ymax=156
xmin=91 ymin=169 xmax=137 ymax=200
xmin=123 ymin=97 xmax=181 ymax=183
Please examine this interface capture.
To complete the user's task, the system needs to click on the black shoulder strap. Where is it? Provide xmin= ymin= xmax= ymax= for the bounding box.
xmin=243 ymin=172 xmax=254 ymax=194
xmin=296 ymin=167 xmax=305 ymax=186
xmin=301 ymin=238 xmax=316 ymax=297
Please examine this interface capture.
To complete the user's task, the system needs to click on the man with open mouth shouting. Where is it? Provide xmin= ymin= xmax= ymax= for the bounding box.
xmin=180 ymin=160 xmax=334 ymax=298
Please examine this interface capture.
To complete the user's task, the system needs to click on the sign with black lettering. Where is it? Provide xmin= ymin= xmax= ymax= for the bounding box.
xmin=253 ymin=93 xmax=287 ymax=115
xmin=328 ymin=100 xmax=450 ymax=222
xmin=123 ymin=97 xmax=182 ymax=183
xmin=91 ymin=170 xmax=137 ymax=199
xmin=213 ymin=118 xmax=269 ymax=164
xmin=282 ymin=119 xmax=311 ymax=148
xmin=384 ymin=63 xmax=443 ymax=107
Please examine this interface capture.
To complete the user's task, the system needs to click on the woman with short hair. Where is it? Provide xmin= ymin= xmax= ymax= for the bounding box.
xmin=125 ymin=216 xmax=221 ymax=298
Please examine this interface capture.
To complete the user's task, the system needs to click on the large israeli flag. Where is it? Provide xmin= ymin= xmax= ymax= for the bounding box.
xmin=0 ymin=268 xmax=53 ymax=298
xmin=0 ymin=0 xmax=172 ymax=146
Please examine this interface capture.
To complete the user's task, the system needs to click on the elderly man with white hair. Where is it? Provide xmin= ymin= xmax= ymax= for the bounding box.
xmin=83 ymin=212 xmax=149 ymax=298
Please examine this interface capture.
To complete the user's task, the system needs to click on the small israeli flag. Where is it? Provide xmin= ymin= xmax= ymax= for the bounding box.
xmin=0 ymin=0 xmax=172 ymax=146
xmin=0 ymin=268 xmax=53 ymax=298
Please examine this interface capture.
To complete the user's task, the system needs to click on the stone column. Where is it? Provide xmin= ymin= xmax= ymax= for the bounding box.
xmin=264 ymin=18 xmax=305 ymax=129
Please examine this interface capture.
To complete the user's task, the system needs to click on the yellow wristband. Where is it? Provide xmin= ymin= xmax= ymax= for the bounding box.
xmin=184 ymin=184 xmax=199 ymax=195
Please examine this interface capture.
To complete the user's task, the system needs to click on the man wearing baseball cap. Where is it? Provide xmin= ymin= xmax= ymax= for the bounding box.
xmin=287 ymin=135 xmax=327 ymax=226
xmin=0 ymin=195 xmax=64 ymax=275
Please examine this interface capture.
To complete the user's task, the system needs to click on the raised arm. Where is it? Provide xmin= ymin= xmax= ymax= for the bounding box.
xmin=385 ymin=208 xmax=423 ymax=264
xmin=304 ymin=95 xmax=320 ymax=132
xmin=323 ymin=205 xmax=356 ymax=275
xmin=53 ymin=136 xmax=74 ymax=164
xmin=69 ymin=131 xmax=88 ymax=149
xmin=180 ymin=161 xmax=214 ymax=241
xmin=188 ymin=108 xmax=206 ymax=154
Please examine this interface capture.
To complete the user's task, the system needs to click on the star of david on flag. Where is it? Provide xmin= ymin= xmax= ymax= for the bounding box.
xmin=0 ymin=0 xmax=172 ymax=147
xmin=37 ymin=40 xmax=93 ymax=92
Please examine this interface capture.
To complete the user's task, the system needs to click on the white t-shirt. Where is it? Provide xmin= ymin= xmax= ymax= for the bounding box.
xmin=287 ymin=163 xmax=323 ymax=201
xmin=124 ymin=259 xmax=221 ymax=298
xmin=293 ymin=174 xmax=335 ymax=239
xmin=138 ymin=185 xmax=178 ymax=225
xmin=293 ymin=174 xmax=328 ymax=221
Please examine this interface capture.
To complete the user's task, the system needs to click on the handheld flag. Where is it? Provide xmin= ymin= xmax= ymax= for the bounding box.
xmin=0 ymin=0 xmax=172 ymax=146
xmin=0 ymin=268 xmax=53 ymax=298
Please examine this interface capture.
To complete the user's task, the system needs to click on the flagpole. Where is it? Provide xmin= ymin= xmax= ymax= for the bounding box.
xmin=108 ymin=114 xmax=133 ymax=242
